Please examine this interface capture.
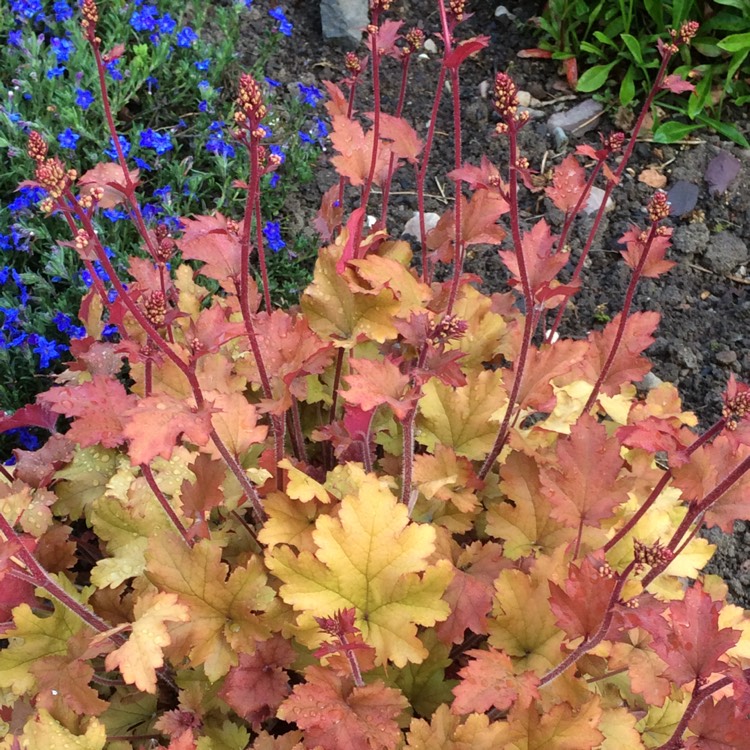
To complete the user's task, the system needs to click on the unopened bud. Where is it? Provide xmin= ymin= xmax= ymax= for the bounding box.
xmin=27 ymin=131 xmax=48 ymax=162
xmin=647 ymin=191 xmax=670 ymax=223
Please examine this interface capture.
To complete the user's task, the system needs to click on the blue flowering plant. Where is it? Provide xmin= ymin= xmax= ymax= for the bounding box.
xmin=0 ymin=0 xmax=327 ymax=451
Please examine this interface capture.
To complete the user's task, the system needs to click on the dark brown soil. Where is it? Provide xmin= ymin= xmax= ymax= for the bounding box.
xmin=237 ymin=1 xmax=750 ymax=604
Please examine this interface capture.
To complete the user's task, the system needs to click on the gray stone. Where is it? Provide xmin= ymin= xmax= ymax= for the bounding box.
xmin=547 ymin=99 xmax=603 ymax=135
xmin=402 ymin=211 xmax=440 ymax=238
xmin=716 ymin=350 xmax=738 ymax=365
xmin=704 ymin=232 xmax=749 ymax=274
xmin=581 ymin=186 xmax=614 ymax=215
xmin=320 ymin=0 xmax=369 ymax=50
xmin=672 ymin=222 xmax=710 ymax=257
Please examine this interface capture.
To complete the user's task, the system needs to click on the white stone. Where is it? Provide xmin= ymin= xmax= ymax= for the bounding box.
xmin=495 ymin=5 xmax=515 ymax=18
xmin=423 ymin=38 xmax=438 ymax=54
xmin=402 ymin=212 xmax=441 ymax=238
xmin=582 ymin=186 xmax=615 ymax=215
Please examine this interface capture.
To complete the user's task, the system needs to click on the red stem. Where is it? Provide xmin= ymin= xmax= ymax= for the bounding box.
xmin=582 ymin=222 xmax=659 ymax=414
xmin=140 ymin=463 xmax=193 ymax=546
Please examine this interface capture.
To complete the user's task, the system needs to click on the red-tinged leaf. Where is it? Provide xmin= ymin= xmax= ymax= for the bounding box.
xmin=564 ymin=57 xmax=579 ymax=89
xmin=0 ymin=571 xmax=37 ymax=625
xmin=176 ymin=214 xmax=243 ymax=290
xmin=12 ymin=434 xmax=74 ymax=489
xmin=313 ymin=184 xmax=344 ymax=243
xmin=374 ymin=112 xmax=423 ymax=163
xmin=78 ymin=162 xmax=139 ymax=208
xmin=0 ymin=403 xmax=59 ymax=435
xmin=30 ymin=656 xmax=109 ymax=716
xmin=322 ymin=80 xmax=350 ymax=118
xmin=504 ymin=338 xmax=589 ymax=412
xmin=342 ymin=356 xmax=419 ymax=420
xmin=184 ymin=303 xmax=245 ymax=358
xmin=451 ymin=648 xmax=539 ymax=715
xmin=687 ymin=695 xmax=750 ymax=749
xmin=336 ymin=207 xmax=366 ymax=273
xmin=123 ymin=395 xmax=214 ymax=464
xmin=500 ymin=219 xmax=572 ymax=306
xmin=449 ymin=155 xmax=507 ymax=192
xmin=576 ymin=143 xmax=600 ymax=160
xmin=546 ymin=154 xmax=587 ymax=213
xmin=330 ymin=115 xmax=390 ymax=187
xmin=651 ymin=581 xmax=740 ymax=687
xmin=38 ymin=374 xmax=136 ymax=449
xmin=435 ymin=568 xmax=492 ymax=644
xmin=445 ymin=35 xmax=490 ymax=68
xmin=427 ymin=190 xmax=507 ymax=263
xmin=619 ymin=225 xmax=675 ymax=278
xmin=548 ymin=556 xmax=618 ymax=640
xmin=517 ymin=47 xmax=553 ymax=59
xmin=180 ymin=454 xmax=226 ymax=538
xmin=584 ymin=311 xmax=660 ymax=396
xmin=277 ymin=665 xmax=407 ymax=750
xmin=540 ymin=413 xmax=630 ymax=529
xmin=607 ymin=628 xmax=671 ymax=706
xmin=374 ymin=19 xmax=403 ymax=57
xmin=617 ymin=416 xmax=686 ymax=455
xmin=203 ymin=391 xmax=267 ymax=460
xmin=102 ymin=43 xmax=126 ymax=62
xmin=219 ymin=636 xmax=296 ymax=726
xmin=661 ymin=73 xmax=695 ymax=94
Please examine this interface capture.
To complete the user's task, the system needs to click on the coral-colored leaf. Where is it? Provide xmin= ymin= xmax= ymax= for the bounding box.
xmin=584 ymin=312 xmax=660 ymax=396
xmin=313 ymin=184 xmax=344 ymax=243
xmin=548 ymin=556 xmax=618 ymax=640
xmin=203 ymin=391 xmax=267 ymax=460
xmin=375 ymin=112 xmax=423 ymax=163
xmin=661 ymin=73 xmax=695 ymax=93
xmin=445 ymin=35 xmax=490 ymax=68
xmin=451 ymin=648 xmax=539 ymax=715
xmin=176 ymin=213 xmax=243 ymax=290
xmin=79 ymin=162 xmax=139 ymax=209
xmin=687 ymin=695 xmax=750 ymax=749
xmin=277 ymin=665 xmax=407 ymax=750
xmin=330 ymin=115 xmax=389 ymax=187
xmin=546 ymin=155 xmax=587 ymax=213
xmin=30 ymin=655 xmax=109 ymax=716
xmin=322 ymin=80 xmax=350 ymax=118
xmin=619 ymin=225 xmax=675 ymax=278
xmin=540 ymin=413 xmax=630 ymax=529
xmin=405 ymin=703 xmax=508 ymax=748
xmin=607 ymin=629 xmax=670 ymax=707
xmin=343 ymin=356 xmax=418 ymax=420
xmin=651 ymin=581 xmax=740 ymax=686
xmin=219 ymin=636 xmax=296 ymax=726
xmin=123 ymin=395 xmax=214 ymax=465
xmin=104 ymin=591 xmax=189 ymax=693
xmin=38 ymin=375 xmax=135 ymax=449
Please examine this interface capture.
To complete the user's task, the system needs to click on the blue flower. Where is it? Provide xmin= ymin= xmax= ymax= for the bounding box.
xmin=8 ymin=186 xmax=46 ymax=215
xmin=298 ymin=82 xmax=323 ymax=106
xmin=1 ymin=307 xmax=21 ymax=329
xmin=46 ymin=66 xmax=66 ymax=79
xmin=269 ymin=6 xmax=293 ymax=36
xmin=7 ymin=428 xmax=41 ymax=451
xmin=139 ymin=128 xmax=173 ymax=155
xmin=208 ymin=120 xmax=225 ymax=132
xmin=315 ymin=117 xmax=329 ymax=139
xmin=75 ymin=88 xmax=95 ymax=110
xmin=130 ymin=3 xmax=159 ymax=32
xmin=269 ymin=172 xmax=280 ymax=188
xmin=31 ymin=335 xmax=64 ymax=369
xmin=153 ymin=185 xmax=172 ymax=201
xmin=52 ymin=1 xmax=72 ymax=22
xmin=263 ymin=221 xmax=285 ymax=252
xmin=80 ymin=269 xmax=93 ymax=287
xmin=198 ymin=100 xmax=209 ymax=113
xmin=205 ymin=134 xmax=235 ymax=158
xmin=57 ymin=128 xmax=80 ymax=150
xmin=106 ymin=59 xmax=123 ymax=81
xmin=265 ymin=77 xmax=282 ymax=88
xmin=176 ymin=27 xmax=198 ymax=47
xmin=194 ymin=58 xmax=210 ymax=71
xmin=102 ymin=208 xmax=129 ymax=222
xmin=104 ymin=134 xmax=131 ymax=160
xmin=8 ymin=30 xmax=23 ymax=47
xmin=269 ymin=144 xmax=285 ymax=163
xmin=158 ymin=13 xmax=176 ymax=34
xmin=133 ymin=157 xmax=152 ymax=171
xmin=141 ymin=204 xmax=163 ymax=222
xmin=10 ymin=0 xmax=43 ymax=21
xmin=50 ymin=36 xmax=74 ymax=64
xmin=145 ymin=75 xmax=159 ymax=92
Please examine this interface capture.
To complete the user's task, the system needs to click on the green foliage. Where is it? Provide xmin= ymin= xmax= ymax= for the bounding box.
xmin=532 ymin=0 xmax=750 ymax=147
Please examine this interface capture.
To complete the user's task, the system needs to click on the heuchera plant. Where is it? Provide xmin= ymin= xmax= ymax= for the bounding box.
xmin=2 ymin=1 xmax=750 ymax=748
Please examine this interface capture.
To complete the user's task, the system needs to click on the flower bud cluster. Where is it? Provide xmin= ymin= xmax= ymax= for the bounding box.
xmin=663 ymin=21 xmax=700 ymax=54
xmin=429 ymin=314 xmax=468 ymax=346
xmin=80 ymin=0 xmax=99 ymax=40
xmin=647 ymin=191 xmax=670 ymax=223
xmin=404 ymin=28 xmax=425 ymax=54
xmin=723 ymin=385 xmax=750 ymax=431
xmin=153 ymin=224 xmax=175 ymax=264
xmin=234 ymin=74 xmax=267 ymax=130
xmin=27 ymin=131 xmax=48 ymax=162
xmin=370 ymin=0 xmax=392 ymax=11
xmin=448 ymin=0 xmax=467 ymax=22
xmin=143 ymin=290 xmax=167 ymax=327
xmin=601 ymin=132 xmax=625 ymax=153
xmin=345 ymin=52 xmax=363 ymax=77
xmin=633 ymin=539 xmax=674 ymax=574
xmin=34 ymin=155 xmax=76 ymax=202
xmin=493 ymin=73 xmax=529 ymax=133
